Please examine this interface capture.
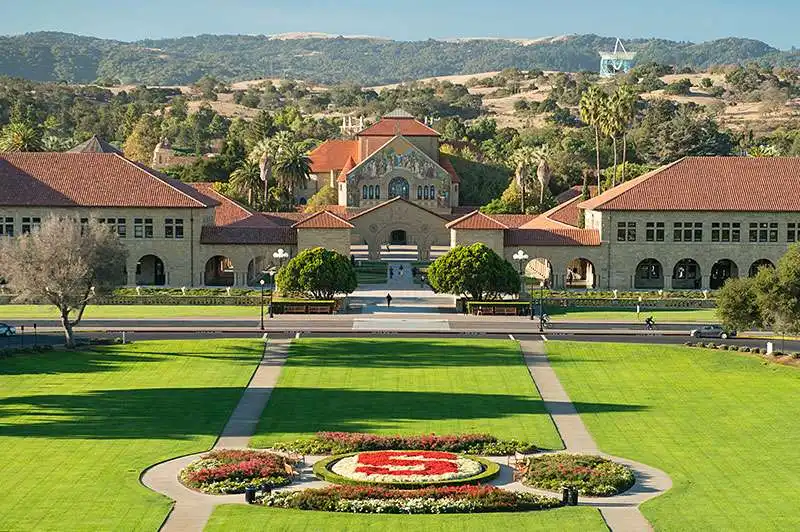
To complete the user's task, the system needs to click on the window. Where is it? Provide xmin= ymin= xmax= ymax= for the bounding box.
xmin=789 ymin=223 xmax=800 ymax=243
xmin=362 ymin=185 xmax=368 ymax=200
xmin=117 ymin=218 xmax=127 ymax=238
xmin=21 ymin=216 xmax=40 ymax=234
xmin=645 ymin=222 xmax=664 ymax=242
xmin=164 ymin=218 xmax=184 ymax=239
xmin=417 ymin=185 xmax=423 ymax=200
xmin=0 ymin=216 xmax=13 ymax=236
xmin=430 ymin=185 xmax=435 ymax=199
xmin=749 ymin=222 xmax=777 ymax=243
xmin=423 ymin=186 xmax=429 ymax=200
xmin=711 ymin=222 xmax=740 ymax=243
xmin=374 ymin=185 xmax=380 ymax=200
xmin=673 ymin=222 xmax=702 ymax=242
xmin=134 ymin=218 xmax=154 ymax=239
xmin=617 ymin=222 xmax=636 ymax=242
xmin=368 ymin=185 xmax=374 ymax=199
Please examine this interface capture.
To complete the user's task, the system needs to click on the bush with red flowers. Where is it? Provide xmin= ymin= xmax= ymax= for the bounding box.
xmin=180 ymin=449 xmax=295 ymax=494
xmin=260 ymin=484 xmax=562 ymax=513
xmin=270 ymin=432 xmax=538 ymax=455
xmin=523 ymin=453 xmax=635 ymax=496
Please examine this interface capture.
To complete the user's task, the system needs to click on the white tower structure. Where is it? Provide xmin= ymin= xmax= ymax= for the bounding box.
xmin=599 ymin=38 xmax=636 ymax=77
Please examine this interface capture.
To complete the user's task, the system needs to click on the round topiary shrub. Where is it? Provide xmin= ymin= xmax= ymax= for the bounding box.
xmin=180 ymin=449 xmax=295 ymax=494
xmin=523 ymin=453 xmax=635 ymax=497
xmin=740 ymin=346 xmax=751 ymax=352
xmin=313 ymin=450 xmax=499 ymax=489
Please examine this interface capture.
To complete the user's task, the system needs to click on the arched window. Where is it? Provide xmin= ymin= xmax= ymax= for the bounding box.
xmin=430 ymin=185 xmax=436 ymax=199
xmin=375 ymin=185 xmax=380 ymax=199
xmin=417 ymin=185 xmax=423 ymax=200
xmin=362 ymin=185 xmax=368 ymax=200
xmin=389 ymin=177 xmax=410 ymax=200
xmin=423 ymin=186 xmax=429 ymax=200
xmin=368 ymin=185 xmax=374 ymax=199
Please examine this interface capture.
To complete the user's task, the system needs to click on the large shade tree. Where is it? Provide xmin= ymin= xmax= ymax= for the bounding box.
xmin=0 ymin=217 xmax=127 ymax=346
xmin=427 ymin=243 xmax=519 ymax=300
xmin=275 ymin=247 xmax=356 ymax=299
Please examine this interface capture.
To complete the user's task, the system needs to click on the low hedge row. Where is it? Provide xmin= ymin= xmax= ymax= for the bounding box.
xmin=260 ymin=484 xmax=562 ymax=513
xmin=269 ymin=432 xmax=538 ymax=456
xmin=684 ymin=341 xmax=800 ymax=358
xmin=312 ymin=452 xmax=500 ymax=489
xmin=523 ymin=454 xmax=635 ymax=497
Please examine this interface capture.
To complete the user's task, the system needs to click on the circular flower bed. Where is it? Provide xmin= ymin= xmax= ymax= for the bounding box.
xmin=314 ymin=450 xmax=500 ymax=488
xmin=180 ymin=449 xmax=296 ymax=494
xmin=261 ymin=485 xmax=562 ymax=513
xmin=523 ymin=454 xmax=635 ymax=496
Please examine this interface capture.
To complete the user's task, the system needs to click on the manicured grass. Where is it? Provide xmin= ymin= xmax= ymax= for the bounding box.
xmin=0 ymin=339 xmax=263 ymax=531
xmin=206 ymin=506 xmax=607 ymax=531
xmin=0 ymin=304 xmax=262 ymax=319
xmin=251 ymin=338 xmax=562 ymax=449
xmin=546 ymin=307 xmax=717 ymax=323
xmin=356 ymin=261 xmax=389 ymax=284
xmin=546 ymin=341 xmax=800 ymax=531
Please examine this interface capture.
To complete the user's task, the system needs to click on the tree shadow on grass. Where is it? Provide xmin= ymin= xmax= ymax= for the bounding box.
xmin=286 ymin=339 xmax=524 ymax=368
xmin=257 ymin=387 xmax=647 ymax=437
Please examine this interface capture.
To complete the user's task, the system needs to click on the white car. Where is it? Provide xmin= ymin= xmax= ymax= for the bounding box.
xmin=0 ymin=323 xmax=17 ymax=336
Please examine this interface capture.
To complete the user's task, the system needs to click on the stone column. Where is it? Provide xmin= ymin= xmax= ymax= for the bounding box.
xmin=368 ymin=242 xmax=381 ymax=261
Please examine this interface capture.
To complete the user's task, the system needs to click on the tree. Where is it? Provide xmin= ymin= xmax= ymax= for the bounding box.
xmin=0 ymin=121 xmax=43 ymax=152
xmin=615 ymin=85 xmax=638 ymax=183
xmin=273 ymin=140 xmax=312 ymax=197
xmin=751 ymin=246 xmax=800 ymax=336
xmin=579 ymin=85 xmax=606 ymax=192
xmin=0 ymin=217 xmax=126 ymax=346
xmin=304 ymin=184 xmax=338 ymax=212
xmin=229 ymin=159 xmax=263 ymax=207
xmin=426 ymin=243 xmax=519 ymax=301
xmin=533 ymin=145 xmax=552 ymax=206
xmin=600 ymin=92 xmax=624 ymax=187
xmin=275 ymin=247 xmax=357 ymax=299
xmin=716 ymin=277 xmax=763 ymax=332
xmin=510 ymin=146 xmax=537 ymax=214
xmin=123 ymin=115 xmax=161 ymax=164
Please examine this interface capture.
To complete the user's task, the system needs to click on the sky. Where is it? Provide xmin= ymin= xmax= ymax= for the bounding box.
xmin=3 ymin=0 xmax=798 ymax=49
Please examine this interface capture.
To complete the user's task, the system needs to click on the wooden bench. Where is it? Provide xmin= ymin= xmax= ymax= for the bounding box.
xmin=285 ymin=305 xmax=307 ymax=314
xmin=308 ymin=305 xmax=331 ymax=314
xmin=495 ymin=307 xmax=519 ymax=316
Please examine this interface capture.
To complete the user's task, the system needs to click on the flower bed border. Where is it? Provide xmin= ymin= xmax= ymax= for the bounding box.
xmin=523 ymin=453 xmax=635 ymax=497
xmin=313 ymin=451 xmax=500 ymax=489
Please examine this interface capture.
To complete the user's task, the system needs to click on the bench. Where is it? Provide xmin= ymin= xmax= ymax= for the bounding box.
xmin=285 ymin=305 xmax=307 ymax=314
xmin=308 ymin=305 xmax=331 ymax=314
xmin=495 ymin=307 xmax=519 ymax=316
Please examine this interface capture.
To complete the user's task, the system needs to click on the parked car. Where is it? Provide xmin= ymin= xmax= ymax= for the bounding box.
xmin=690 ymin=324 xmax=736 ymax=339
xmin=0 ymin=323 xmax=17 ymax=336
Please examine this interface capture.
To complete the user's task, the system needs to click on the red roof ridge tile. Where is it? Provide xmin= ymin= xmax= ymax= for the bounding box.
xmin=348 ymin=196 xmax=449 ymax=222
xmin=114 ymin=154 xmax=219 ymax=208
xmin=291 ymin=210 xmax=354 ymax=229
xmin=446 ymin=210 xmax=509 ymax=230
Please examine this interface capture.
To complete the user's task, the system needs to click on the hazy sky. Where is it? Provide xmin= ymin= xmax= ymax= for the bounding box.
xmin=4 ymin=0 xmax=798 ymax=49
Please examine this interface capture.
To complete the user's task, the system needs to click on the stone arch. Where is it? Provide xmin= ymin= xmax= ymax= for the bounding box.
xmin=525 ymin=257 xmax=552 ymax=287
xmin=204 ymin=255 xmax=234 ymax=286
xmin=247 ymin=256 xmax=270 ymax=287
xmin=136 ymin=254 xmax=166 ymax=286
xmin=710 ymin=259 xmax=738 ymax=290
xmin=566 ymin=258 xmax=596 ymax=289
xmin=389 ymin=229 xmax=408 ymax=245
xmin=634 ymin=258 xmax=664 ymax=289
xmin=749 ymin=259 xmax=775 ymax=277
xmin=389 ymin=176 xmax=410 ymax=200
xmin=672 ymin=258 xmax=701 ymax=290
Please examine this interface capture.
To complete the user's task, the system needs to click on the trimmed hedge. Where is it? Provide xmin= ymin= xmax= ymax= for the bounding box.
xmin=523 ymin=454 xmax=634 ymax=497
xmin=313 ymin=452 xmax=500 ymax=489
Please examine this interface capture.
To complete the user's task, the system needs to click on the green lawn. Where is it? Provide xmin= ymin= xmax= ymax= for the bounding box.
xmin=546 ymin=341 xmax=800 ymax=531
xmin=206 ymin=506 xmax=606 ymax=531
xmin=546 ymin=307 xmax=717 ymax=323
xmin=0 ymin=339 xmax=262 ymax=531
xmin=251 ymin=338 xmax=563 ymax=449
xmin=0 ymin=304 xmax=262 ymax=319
xmin=355 ymin=261 xmax=389 ymax=284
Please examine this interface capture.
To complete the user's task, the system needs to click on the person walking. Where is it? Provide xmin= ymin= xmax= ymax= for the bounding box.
xmin=386 ymin=293 xmax=393 ymax=307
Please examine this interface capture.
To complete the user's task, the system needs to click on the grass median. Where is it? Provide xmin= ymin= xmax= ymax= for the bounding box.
xmin=0 ymin=339 xmax=263 ymax=530
xmin=546 ymin=307 xmax=717 ymax=323
xmin=0 ymin=304 xmax=263 ymax=320
xmin=547 ymin=341 xmax=800 ymax=531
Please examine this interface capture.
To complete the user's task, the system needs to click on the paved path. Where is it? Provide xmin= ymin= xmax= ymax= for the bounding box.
xmin=520 ymin=340 xmax=672 ymax=532
xmin=141 ymin=338 xmax=292 ymax=531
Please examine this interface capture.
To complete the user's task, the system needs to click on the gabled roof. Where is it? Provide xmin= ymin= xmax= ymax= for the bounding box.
xmin=357 ymin=116 xmax=440 ymax=138
xmin=505 ymin=228 xmax=601 ymax=247
xmin=337 ymin=155 xmax=357 ymax=183
xmin=578 ymin=157 xmax=800 ymax=212
xmin=292 ymin=210 xmax=354 ymax=229
xmin=309 ymin=139 xmax=358 ymax=173
xmin=0 ymin=153 xmax=218 ymax=208
xmin=349 ymin=196 xmax=448 ymax=222
xmin=438 ymin=155 xmax=461 ymax=184
xmin=190 ymin=183 xmax=275 ymax=227
xmin=446 ymin=210 xmax=508 ymax=230
xmin=347 ymin=135 xmax=451 ymax=184
xmin=486 ymin=214 xmax=538 ymax=228
xmin=200 ymin=226 xmax=297 ymax=245
xmin=67 ymin=135 xmax=123 ymax=155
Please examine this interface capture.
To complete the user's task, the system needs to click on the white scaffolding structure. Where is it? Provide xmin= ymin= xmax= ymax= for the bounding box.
xmin=599 ymin=38 xmax=636 ymax=77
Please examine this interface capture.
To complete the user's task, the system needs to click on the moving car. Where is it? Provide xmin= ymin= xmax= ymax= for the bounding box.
xmin=0 ymin=323 xmax=17 ymax=336
xmin=690 ymin=324 xmax=736 ymax=339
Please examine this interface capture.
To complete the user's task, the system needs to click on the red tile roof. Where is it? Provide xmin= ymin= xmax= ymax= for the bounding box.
xmin=337 ymin=155 xmax=357 ymax=183
xmin=0 ymin=153 xmax=218 ymax=208
xmin=487 ymin=214 xmax=538 ymax=228
xmin=349 ymin=196 xmax=448 ymax=222
xmin=505 ymin=228 xmax=601 ymax=247
xmin=200 ymin=226 xmax=297 ymax=245
xmin=357 ymin=117 xmax=440 ymax=138
xmin=292 ymin=210 xmax=354 ymax=229
xmin=439 ymin=155 xmax=461 ymax=184
xmin=309 ymin=139 xmax=358 ymax=173
xmin=579 ymin=157 xmax=800 ymax=212
xmin=446 ymin=210 xmax=509 ymax=230
xmin=191 ymin=183 xmax=275 ymax=227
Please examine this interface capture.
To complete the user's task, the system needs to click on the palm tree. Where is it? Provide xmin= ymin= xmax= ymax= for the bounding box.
xmin=274 ymin=142 xmax=311 ymax=197
xmin=616 ymin=86 xmax=639 ymax=183
xmin=510 ymin=146 xmax=537 ymax=214
xmin=600 ymin=92 xmax=625 ymax=188
xmin=248 ymin=138 xmax=274 ymax=205
xmin=579 ymin=86 xmax=606 ymax=192
xmin=229 ymin=159 xmax=263 ymax=207
xmin=532 ymin=145 xmax=553 ymax=207
xmin=0 ymin=122 xmax=43 ymax=152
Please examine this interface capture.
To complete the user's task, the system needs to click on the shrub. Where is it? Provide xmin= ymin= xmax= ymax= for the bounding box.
xmin=523 ymin=454 xmax=635 ymax=497
xmin=740 ymin=346 xmax=751 ymax=352
xmin=269 ymin=432 xmax=538 ymax=456
xmin=180 ymin=449 xmax=294 ymax=494
xmin=260 ymin=484 xmax=562 ymax=513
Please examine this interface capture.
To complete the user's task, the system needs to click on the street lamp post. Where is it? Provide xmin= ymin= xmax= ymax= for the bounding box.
xmin=259 ymin=279 xmax=265 ymax=330
xmin=539 ymin=281 xmax=545 ymax=331
xmin=512 ymin=250 xmax=529 ymax=302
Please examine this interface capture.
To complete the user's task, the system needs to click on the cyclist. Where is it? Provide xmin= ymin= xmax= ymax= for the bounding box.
xmin=644 ymin=316 xmax=655 ymax=330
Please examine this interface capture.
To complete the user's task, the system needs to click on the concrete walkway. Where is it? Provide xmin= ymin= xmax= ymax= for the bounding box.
xmin=141 ymin=338 xmax=292 ymax=531
xmin=520 ymin=340 xmax=672 ymax=532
